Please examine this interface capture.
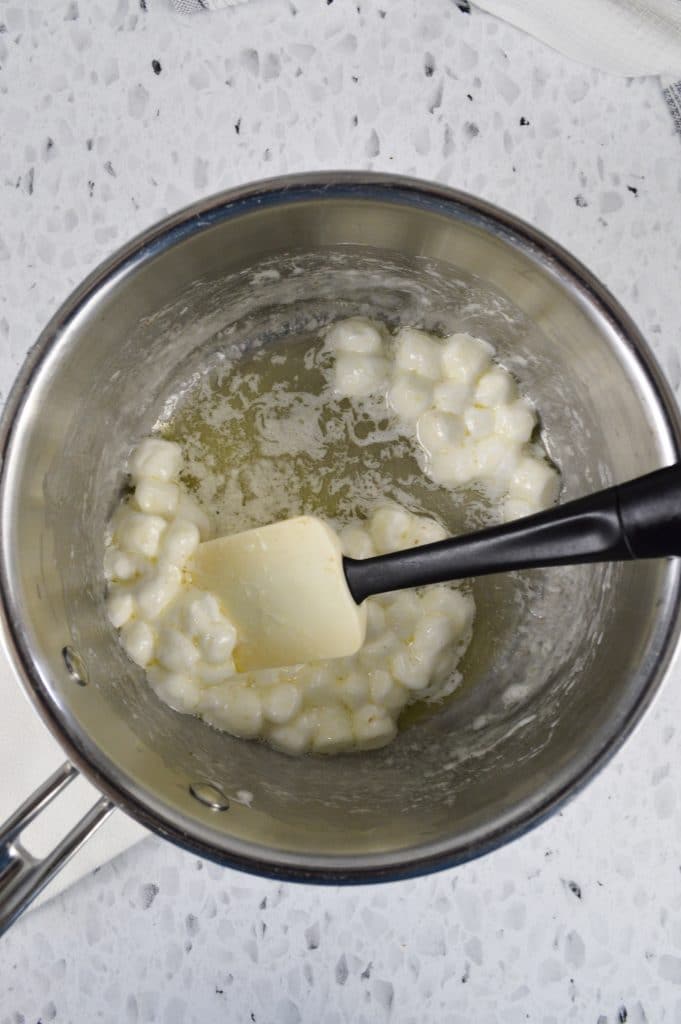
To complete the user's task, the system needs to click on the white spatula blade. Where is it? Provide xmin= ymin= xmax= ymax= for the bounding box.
xmin=190 ymin=516 xmax=367 ymax=672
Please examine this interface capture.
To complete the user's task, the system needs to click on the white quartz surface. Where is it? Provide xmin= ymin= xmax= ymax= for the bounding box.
xmin=1 ymin=0 xmax=681 ymax=1021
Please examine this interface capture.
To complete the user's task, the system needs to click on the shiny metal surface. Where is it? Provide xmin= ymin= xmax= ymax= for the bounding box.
xmin=0 ymin=763 xmax=113 ymax=935
xmin=0 ymin=172 xmax=679 ymax=888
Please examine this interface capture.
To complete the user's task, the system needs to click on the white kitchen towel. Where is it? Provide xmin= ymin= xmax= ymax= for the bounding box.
xmin=473 ymin=0 xmax=681 ymax=78
xmin=1 ymin=648 xmax=147 ymax=911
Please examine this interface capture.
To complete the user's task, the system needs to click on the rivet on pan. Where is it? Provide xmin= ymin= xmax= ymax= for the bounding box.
xmin=190 ymin=782 xmax=230 ymax=811
xmin=62 ymin=645 xmax=89 ymax=686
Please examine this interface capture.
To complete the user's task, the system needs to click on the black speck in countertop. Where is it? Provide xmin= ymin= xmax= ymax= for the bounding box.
xmin=140 ymin=0 xmax=147 ymax=9
xmin=461 ymin=962 xmax=470 ymax=983
xmin=152 ymin=58 xmax=162 ymax=75
xmin=466 ymin=93 xmax=473 ymax=101
xmin=352 ymin=113 xmax=358 ymax=126
xmin=86 ymin=137 xmax=93 ymax=150
xmin=378 ymin=9 xmax=386 ymax=17
xmin=627 ymin=185 xmax=638 ymax=196
xmin=464 ymin=121 xmax=480 ymax=138
xmin=140 ymin=882 xmax=159 ymax=909
xmin=352 ymin=74 xmax=359 ymax=83
xmin=575 ymin=194 xmax=588 ymax=207
xmin=454 ymin=0 xmax=471 ymax=11
xmin=259 ymin=897 xmax=267 ymax=910
xmin=424 ymin=53 xmax=435 ymax=77
xmin=519 ymin=116 xmax=530 ymax=126
xmin=104 ymin=160 xmax=116 ymax=177
xmin=565 ymin=879 xmax=582 ymax=899
xmin=360 ymin=961 xmax=373 ymax=980
xmin=305 ymin=922 xmax=320 ymax=950
xmin=234 ymin=118 xmax=241 ymax=134
xmin=618 ymin=1008 xmax=628 ymax=1023
xmin=88 ymin=179 xmax=95 ymax=197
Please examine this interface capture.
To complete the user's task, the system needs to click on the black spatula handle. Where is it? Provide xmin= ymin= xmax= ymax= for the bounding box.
xmin=343 ymin=464 xmax=681 ymax=605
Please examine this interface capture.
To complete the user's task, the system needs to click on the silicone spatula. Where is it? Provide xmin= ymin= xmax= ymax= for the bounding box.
xmin=189 ymin=464 xmax=681 ymax=672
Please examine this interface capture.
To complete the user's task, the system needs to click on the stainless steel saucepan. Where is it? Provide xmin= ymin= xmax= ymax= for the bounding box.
xmin=1 ymin=173 xmax=679 ymax=934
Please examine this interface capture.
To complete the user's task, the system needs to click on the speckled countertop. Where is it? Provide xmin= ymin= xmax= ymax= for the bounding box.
xmin=1 ymin=1 xmax=681 ymax=1021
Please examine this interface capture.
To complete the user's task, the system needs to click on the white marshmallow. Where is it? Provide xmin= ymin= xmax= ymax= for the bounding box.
xmin=509 ymin=456 xmax=560 ymax=509
xmin=494 ymin=399 xmax=537 ymax=443
xmin=326 ymin=316 xmax=384 ymax=354
xmin=160 ymin=518 xmax=201 ymax=566
xmin=148 ymin=666 xmax=201 ymax=713
xmin=369 ymin=506 xmax=414 ymax=554
xmin=120 ymin=619 xmax=156 ymax=667
xmin=262 ymin=683 xmax=302 ymax=725
xmin=385 ymin=591 xmax=421 ymax=638
xmin=135 ymin=564 xmax=182 ymax=620
xmin=313 ymin=706 xmax=354 ymax=753
xmin=302 ymin=664 xmax=338 ymax=707
xmin=387 ymin=374 xmax=433 ymax=421
xmin=422 ymin=587 xmax=474 ymax=634
xmin=201 ymin=685 xmax=263 ymax=738
xmin=353 ymin=705 xmax=397 ymax=750
xmin=106 ymin=589 xmax=135 ymax=629
xmin=268 ymin=711 xmax=318 ymax=756
xmin=334 ymin=353 xmax=388 ymax=397
xmin=463 ymin=406 xmax=495 ymax=440
xmin=103 ymin=546 xmax=144 ymax=582
xmin=185 ymin=593 xmax=223 ymax=634
xmin=157 ymin=627 xmax=200 ymax=673
xmin=389 ymin=649 xmax=431 ymax=691
xmin=336 ymin=671 xmax=370 ymax=710
xmin=471 ymin=435 xmax=520 ymax=480
xmin=428 ymin=446 xmax=478 ymax=487
xmin=198 ymin=621 xmax=237 ymax=664
xmin=405 ymin=516 xmax=448 ymax=548
xmin=441 ymin=333 xmax=494 ymax=383
xmin=134 ymin=480 xmax=180 ymax=518
xmin=358 ymin=629 xmax=401 ymax=669
xmin=417 ymin=410 xmax=464 ymax=454
xmin=115 ymin=510 xmax=166 ymax=559
xmin=474 ymin=366 xmax=517 ymax=407
xmin=339 ymin=524 xmax=376 ymax=560
xmin=197 ymin=660 xmax=237 ymax=685
xmin=394 ymin=327 xmax=443 ymax=380
xmin=433 ymin=379 xmax=471 ymax=415
xmin=412 ymin=615 xmax=456 ymax=658
xmin=130 ymin=438 xmax=182 ymax=483
xmin=369 ymin=670 xmax=407 ymax=714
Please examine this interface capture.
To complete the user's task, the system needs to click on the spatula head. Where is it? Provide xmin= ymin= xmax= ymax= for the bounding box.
xmin=190 ymin=516 xmax=367 ymax=672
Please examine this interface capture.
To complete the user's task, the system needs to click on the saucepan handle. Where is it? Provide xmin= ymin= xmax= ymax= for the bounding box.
xmin=0 ymin=761 xmax=113 ymax=936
